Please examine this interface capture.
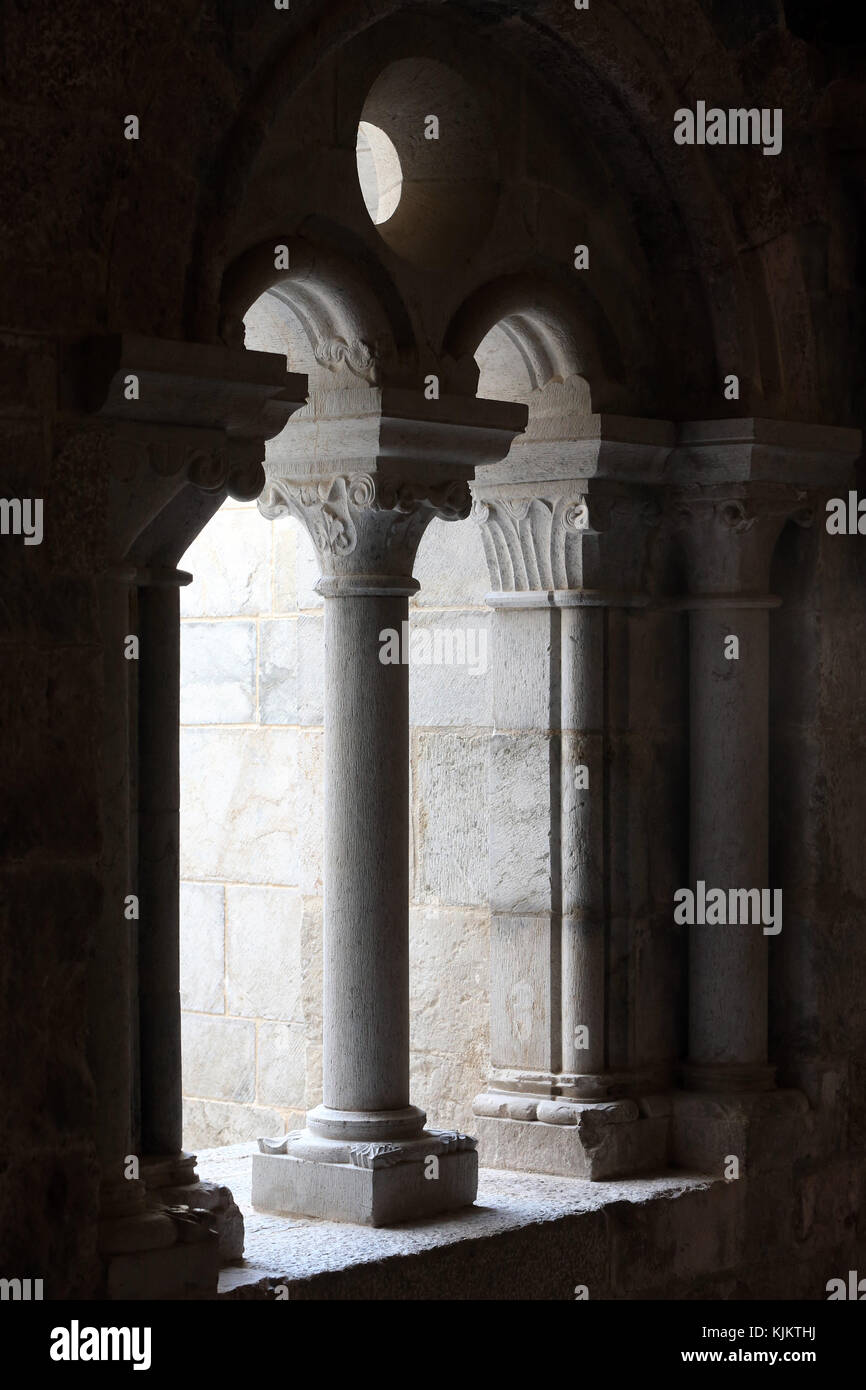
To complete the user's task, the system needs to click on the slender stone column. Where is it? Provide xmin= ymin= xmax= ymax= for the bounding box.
xmin=91 ymin=568 xmax=156 ymax=1247
xmin=559 ymin=598 xmax=612 ymax=1089
xmin=318 ymin=572 xmax=420 ymax=1131
xmin=674 ymin=488 xmax=792 ymax=1091
xmin=252 ymin=391 xmax=525 ymax=1223
xmin=137 ymin=568 xmax=192 ymax=1159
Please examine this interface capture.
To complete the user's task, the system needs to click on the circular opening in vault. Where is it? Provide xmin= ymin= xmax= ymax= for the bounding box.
xmin=358 ymin=58 xmax=498 ymax=271
xmin=356 ymin=120 xmax=403 ymax=226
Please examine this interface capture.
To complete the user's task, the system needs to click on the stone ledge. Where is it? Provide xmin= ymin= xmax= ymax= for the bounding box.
xmin=199 ymin=1142 xmax=719 ymax=1299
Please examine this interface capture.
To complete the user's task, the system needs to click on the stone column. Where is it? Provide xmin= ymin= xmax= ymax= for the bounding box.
xmin=84 ymin=334 xmax=307 ymax=1288
xmin=471 ymin=454 xmax=678 ymax=1178
xmin=137 ymin=568 xmax=192 ymax=1162
xmin=252 ymin=390 xmax=525 ymax=1224
xmin=666 ymin=421 xmax=862 ymax=1176
xmin=673 ymin=486 xmax=793 ymax=1091
xmin=91 ymin=567 xmax=165 ymax=1254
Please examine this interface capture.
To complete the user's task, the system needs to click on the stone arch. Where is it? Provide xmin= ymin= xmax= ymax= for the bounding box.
xmin=218 ymin=236 xmax=414 ymax=385
xmin=444 ymin=273 xmax=610 ymax=405
xmin=182 ymin=1 xmax=819 ymax=420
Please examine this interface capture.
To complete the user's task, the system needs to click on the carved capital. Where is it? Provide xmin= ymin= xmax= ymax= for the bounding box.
xmin=260 ymin=472 xmax=471 ymax=581
xmin=671 ymin=484 xmax=808 ymax=593
xmin=472 ymin=479 xmax=661 ymax=594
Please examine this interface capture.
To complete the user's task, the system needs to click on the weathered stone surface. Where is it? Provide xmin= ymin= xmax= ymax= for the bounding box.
xmin=488 ymin=733 xmax=553 ymax=913
xmin=411 ymin=730 xmax=488 ymax=907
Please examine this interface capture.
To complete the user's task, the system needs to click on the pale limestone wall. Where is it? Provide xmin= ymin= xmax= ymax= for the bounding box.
xmin=179 ymin=502 xmax=493 ymax=1150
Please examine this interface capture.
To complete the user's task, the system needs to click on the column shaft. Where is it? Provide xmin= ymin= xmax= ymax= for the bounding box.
xmin=688 ymin=606 xmax=770 ymax=1068
xmin=560 ymin=603 xmax=606 ymax=1079
xmin=323 ymin=589 xmax=411 ymax=1113
xmin=137 ymin=581 xmax=183 ymax=1156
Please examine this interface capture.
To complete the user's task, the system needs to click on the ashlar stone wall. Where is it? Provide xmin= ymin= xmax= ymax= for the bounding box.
xmin=179 ymin=501 xmax=494 ymax=1150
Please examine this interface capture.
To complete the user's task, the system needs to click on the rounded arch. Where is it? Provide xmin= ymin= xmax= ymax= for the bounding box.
xmin=218 ymin=235 xmax=414 ymax=384
xmin=443 ymin=272 xmax=622 ymax=411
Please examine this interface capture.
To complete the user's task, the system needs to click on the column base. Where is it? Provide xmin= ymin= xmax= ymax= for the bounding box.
xmin=98 ymin=1168 xmax=222 ymax=1299
xmin=142 ymin=1152 xmax=244 ymax=1264
xmin=473 ymin=1092 xmax=670 ymax=1179
xmin=252 ymin=1127 xmax=478 ymax=1226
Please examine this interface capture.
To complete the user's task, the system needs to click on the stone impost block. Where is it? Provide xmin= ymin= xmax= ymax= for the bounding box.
xmin=251 ymin=1145 xmax=478 ymax=1226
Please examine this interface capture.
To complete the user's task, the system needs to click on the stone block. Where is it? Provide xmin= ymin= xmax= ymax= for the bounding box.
xmin=154 ymin=1179 xmax=245 ymax=1264
xmin=409 ymin=1050 xmax=487 ymax=1137
xmin=608 ymin=1180 xmax=741 ymax=1294
xmin=409 ymin=905 xmax=488 ymax=1054
xmin=180 ymin=619 xmax=256 ymax=724
xmin=671 ymin=1088 xmax=810 ymax=1177
xmin=489 ymin=732 xmax=553 ymax=913
xmin=225 ymin=884 xmax=303 ymax=1021
xmin=182 ymin=1015 xmax=255 ymax=1104
xmin=180 ymin=726 xmax=323 ymax=887
xmin=295 ymin=614 xmax=325 ymax=724
xmin=251 ymin=1148 xmax=478 ymax=1226
xmin=180 ymin=504 xmax=272 ymax=617
xmin=257 ymin=1021 xmax=307 ymax=1109
xmin=408 ymin=610 xmax=491 ymax=727
xmin=258 ymin=616 xmax=298 ymax=724
xmin=272 ymin=517 xmax=298 ymax=612
xmin=489 ymin=913 xmax=555 ymax=1072
xmin=412 ymin=730 xmax=488 ymax=906
xmin=179 ymin=881 xmax=225 ymax=1014
xmin=413 ymin=515 xmax=489 ymax=607
xmin=491 ymin=606 xmax=558 ymax=730
xmin=182 ymin=1099 xmax=302 ymax=1150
